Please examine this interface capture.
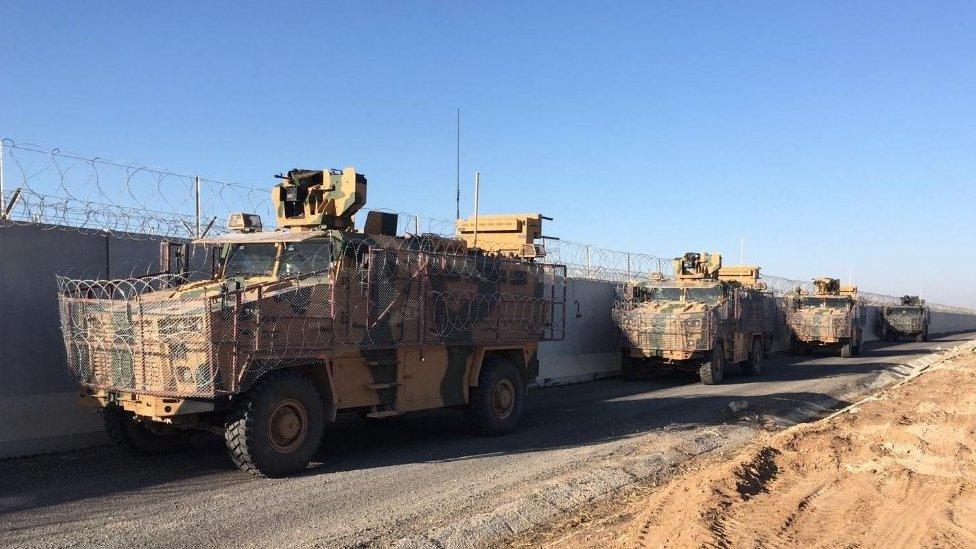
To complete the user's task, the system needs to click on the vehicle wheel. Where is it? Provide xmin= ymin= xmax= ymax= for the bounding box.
xmin=103 ymin=406 xmax=190 ymax=456
xmin=915 ymin=332 xmax=925 ymax=343
xmin=853 ymin=330 xmax=863 ymax=356
xmin=743 ymin=338 xmax=763 ymax=376
xmin=699 ymin=345 xmax=725 ymax=385
xmin=466 ymin=356 xmax=526 ymax=436
xmin=224 ymin=370 xmax=325 ymax=477
xmin=621 ymin=354 xmax=640 ymax=381
xmin=840 ymin=343 xmax=852 ymax=358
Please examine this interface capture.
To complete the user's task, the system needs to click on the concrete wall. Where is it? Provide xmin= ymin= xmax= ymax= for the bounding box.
xmin=0 ymin=224 xmax=170 ymax=457
xmin=537 ymin=278 xmax=618 ymax=385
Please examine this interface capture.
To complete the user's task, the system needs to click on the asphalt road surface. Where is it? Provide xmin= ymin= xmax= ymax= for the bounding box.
xmin=2 ymin=332 xmax=972 ymax=548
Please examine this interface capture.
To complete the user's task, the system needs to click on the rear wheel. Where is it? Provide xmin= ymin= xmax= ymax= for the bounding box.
xmin=840 ymin=343 xmax=852 ymax=358
xmin=853 ymin=330 xmax=863 ymax=356
xmin=224 ymin=370 xmax=325 ymax=477
xmin=103 ymin=406 xmax=190 ymax=455
xmin=916 ymin=331 xmax=926 ymax=343
xmin=743 ymin=337 xmax=763 ymax=376
xmin=466 ymin=356 xmax=526 ymax=436
xmin=699 ymin=345 xmax=725 ymax=385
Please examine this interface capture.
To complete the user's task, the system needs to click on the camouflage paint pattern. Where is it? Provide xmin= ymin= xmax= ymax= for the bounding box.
xmin=57 ymin=230 xmax=566 ymax=419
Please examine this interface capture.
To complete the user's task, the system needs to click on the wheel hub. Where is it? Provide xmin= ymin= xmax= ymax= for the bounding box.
xmin=267 ymin=399 xmax=308 ymax=453
xmin=491 ymin=379 xmax=516 ymax=419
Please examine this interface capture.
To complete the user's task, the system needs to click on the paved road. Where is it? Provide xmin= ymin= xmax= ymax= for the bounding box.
xmin=1 ymin=332 xmax=972 ymax=548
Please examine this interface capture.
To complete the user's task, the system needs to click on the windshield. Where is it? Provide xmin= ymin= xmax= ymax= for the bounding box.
xmin=686 ymin=286 xmax=723 ymax=304
xmin=638 ymin=286 xmax=683 ymax=301
xmin=223 ymin=244 xmax=278 ymax=278
xmin=800 ymin=296 xmax=850 ymax=310
xmin=278 ymin=242 xmax=332 ymax=277
xmin=888 ymin=306 xmax=921 ymax=315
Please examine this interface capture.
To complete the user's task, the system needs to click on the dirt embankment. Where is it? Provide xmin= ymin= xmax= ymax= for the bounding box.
xmin=518 ymin=347 xmax=976 ymax=548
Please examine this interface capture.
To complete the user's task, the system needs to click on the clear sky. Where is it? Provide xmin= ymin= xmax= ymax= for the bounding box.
xmin=3 ymin=2 xmax=975 ymax=306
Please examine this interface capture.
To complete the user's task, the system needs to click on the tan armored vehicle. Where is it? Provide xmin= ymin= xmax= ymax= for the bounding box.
xmin=613 ymin=252 xmax=775 ymax=385
xmin=879 ymin=295 xmax=930 ymax=342
xmin=57 ymin=167 xmax=565 ymax=476
xmin=786 ymin=277 xmax=863 ymax=357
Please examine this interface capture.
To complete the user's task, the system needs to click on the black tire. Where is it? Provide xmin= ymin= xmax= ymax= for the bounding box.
xmin=699 ymin=345 xmax=725 ymax=385
xmin=466 ymin=356 xmax=526 ymax=436
xmin=621 ymin=354 xmax=640 ymax=381
xmin=852 ymin=330 xmax=862 ymax=356
xmin=743 ymin=338 xmax=763 ymax=376
xmin=103 ymin=406 xmax=190 ymax=456
xmin=224 ymin=370 xmax=325 ymax=477
xmin=840 ymin=343 xmax=852 ymax=358
xmin=789 ymin=335 xmax=804 ymax=356
xmin=915 ymin=332 xmax=925 ymax=343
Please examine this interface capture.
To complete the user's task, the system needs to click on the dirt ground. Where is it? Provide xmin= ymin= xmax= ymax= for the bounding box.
xmin=512 ymin=347 xmax=976 ymax=548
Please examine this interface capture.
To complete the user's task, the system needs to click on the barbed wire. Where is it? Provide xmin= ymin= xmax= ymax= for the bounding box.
xmin=2 ymin=137 xmax=972 ymax=314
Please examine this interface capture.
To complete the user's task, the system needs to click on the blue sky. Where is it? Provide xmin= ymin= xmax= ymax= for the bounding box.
xmin=3 ymin=2 xmax=975 ymax=306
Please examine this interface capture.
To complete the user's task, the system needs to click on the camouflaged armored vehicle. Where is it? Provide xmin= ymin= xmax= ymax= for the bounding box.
xmin=786 ymin=277 xmax=864 ymax=357
xmin=57 ymin=167 xmax=565 ymax=476
xmin=879 ymin=295 xmax=930 ymax=342
xmin=612 ymin=252 xmax=775 ymax=385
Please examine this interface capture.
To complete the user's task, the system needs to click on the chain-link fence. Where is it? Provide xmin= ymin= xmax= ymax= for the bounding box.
xmin=4 ymin=137 xmax=972 ymax=314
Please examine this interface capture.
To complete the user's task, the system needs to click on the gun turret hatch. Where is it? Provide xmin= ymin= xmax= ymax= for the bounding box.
xmin=673 ymin=252 xmax=722 ymax=281
xmin=273 ymin=167 xmax=367 ymax=231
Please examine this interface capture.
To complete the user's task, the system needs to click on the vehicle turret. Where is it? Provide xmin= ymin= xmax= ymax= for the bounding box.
xmin=273 ymin=167 xmax=367 ymax=231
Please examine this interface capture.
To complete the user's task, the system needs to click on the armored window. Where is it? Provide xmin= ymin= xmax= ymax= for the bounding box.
xmin=278 ymin=242 xmax=332 ymax=277
xmin=223 ymin=244 xmax=278 ymax=277
xmin=686 ymin=286 xmax=723 ymax=304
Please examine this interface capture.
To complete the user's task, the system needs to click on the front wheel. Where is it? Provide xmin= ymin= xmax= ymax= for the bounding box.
xmin=699 ymin=345 xmax=725 ymax=385
xmin=466 ymin=356 xmax=526 ymax=436
xmin=103 ymin=406 xmax=190 ymax=455
xmin=840 ymin=343 xmax=852 ymax=358
xmin=224 ymin=370 xmax=325 ymax=477
xmin=621 ymin=354 xmax=641 ymax=381
xmin=743 ymin=338 xmax=763 ymax=376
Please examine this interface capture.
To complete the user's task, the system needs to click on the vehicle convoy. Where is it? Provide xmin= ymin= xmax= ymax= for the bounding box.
xmin=612 ymin=252 xmax=775 ymax=385
xmin=786 ymin=277 xmax=864 ymax=358
xmin=57 ymin=167 xmax=566 ymax=476
xmin=879 ymin=295 xmax=930 ymax=342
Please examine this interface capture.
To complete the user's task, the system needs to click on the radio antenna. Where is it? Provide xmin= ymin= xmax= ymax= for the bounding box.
xmin=455 ymin=108 xmax=461 ymax=220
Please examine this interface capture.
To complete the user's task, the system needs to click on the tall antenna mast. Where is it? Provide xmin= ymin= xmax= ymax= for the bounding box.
xmin=455 ymin=108 xmax=461 ymax=220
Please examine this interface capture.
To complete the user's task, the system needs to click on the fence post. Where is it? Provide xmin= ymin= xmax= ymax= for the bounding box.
xmin=627 ymin=252 xmax=631 ymax=279
xmin=194 ymin=176 xmax=201 ymax=238
xmin=585 ymin=245 xmax=591 ymax=276
xmin=0 ymin=140 xmax=5 ymax=219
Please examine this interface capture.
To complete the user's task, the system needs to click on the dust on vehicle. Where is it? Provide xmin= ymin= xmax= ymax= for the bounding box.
xmin=612 ymin=252 xmax=776 ymax=385
xmin=57 ymin=167 xmax=566 ymax=476
xmin=786 ymin=277 xmax=864 ymax=358
xmin=879 ymin=295 xmax=930 ymax=342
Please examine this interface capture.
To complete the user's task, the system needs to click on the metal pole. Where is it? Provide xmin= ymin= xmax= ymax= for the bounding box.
xmin=627 ymin=252 xmax=631 ymax=278
xmin=456 ymin=108 xmax=461 ymax=220
xmin=586 ymin=245 xmax=591 ymax=275
xmin=414 ymin=214 xmax=420 ymax=235
xmin=0 ymin=140 xmax=5 ymax=219
xmin=473 ymin=171 xmax=480 ymax=248
xmin=194 ymin=176 xmax=201 ymax=238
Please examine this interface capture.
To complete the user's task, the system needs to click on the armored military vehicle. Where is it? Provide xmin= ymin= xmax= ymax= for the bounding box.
xmin=786 ymin=277 xmax=863 ymax=357
xmin=57 ymin=167 xmax=565 ymax=476
xmin=613 ymin=252 xmax=775 ymax=385
xmin=879 ymin=295 xmax=930 ymax=342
